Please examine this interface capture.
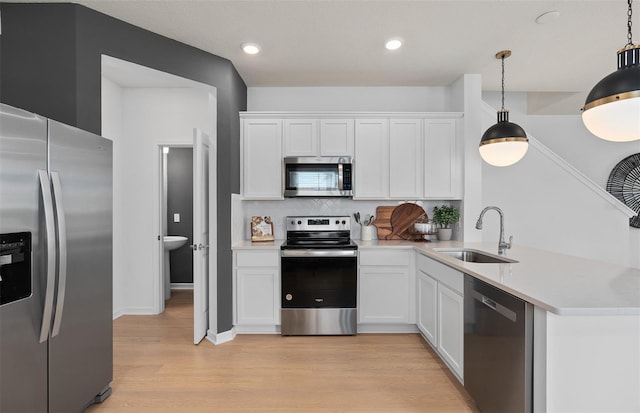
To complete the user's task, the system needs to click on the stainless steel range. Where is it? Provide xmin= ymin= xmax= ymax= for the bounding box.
xmin=280 ymin=216 xmax=357 ymax=335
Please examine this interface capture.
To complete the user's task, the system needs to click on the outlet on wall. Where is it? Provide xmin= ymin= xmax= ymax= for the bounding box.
xmin=173 ymin=213 xmax=180 ymax=223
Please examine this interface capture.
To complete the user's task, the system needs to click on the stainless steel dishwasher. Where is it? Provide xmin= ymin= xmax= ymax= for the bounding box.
xmin=464 ymin=275 xmax=533 ymax=413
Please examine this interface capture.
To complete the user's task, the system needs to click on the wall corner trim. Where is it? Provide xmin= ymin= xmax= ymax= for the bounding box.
xmin=207 ymin=327 xmax=236 ymax=345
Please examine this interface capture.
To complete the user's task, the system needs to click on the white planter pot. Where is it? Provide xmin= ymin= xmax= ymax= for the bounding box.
xmin=437 ymin=228 xmax=453 ymax=241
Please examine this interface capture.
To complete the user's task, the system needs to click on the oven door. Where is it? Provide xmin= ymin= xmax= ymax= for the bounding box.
xmin=281 ymin=249 xmax=357 ymax=308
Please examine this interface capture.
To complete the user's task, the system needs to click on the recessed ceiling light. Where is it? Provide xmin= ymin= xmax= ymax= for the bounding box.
xmin=385 ymin=39 xmax=403 ymax=50
xmin=535 ymin=10 xmax=560 ymax=24
xmin=241 ymin=43 xmax=261 ymax=55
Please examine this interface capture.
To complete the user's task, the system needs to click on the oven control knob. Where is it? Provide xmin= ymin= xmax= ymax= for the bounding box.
xmin=335 ymin=220 xmax=340 ymax=225
xmin=285 ymin=293 xmax=293 ymax=301
xmin=290 ymin=220 xmax=295 ymax=225
xmin=342 ymin=220 xmax=346 ymax=225
xmin=297 ymin=220 xmax=302 ymax=225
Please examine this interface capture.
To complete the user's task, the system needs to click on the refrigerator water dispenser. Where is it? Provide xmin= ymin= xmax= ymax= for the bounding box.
xmin=0 ymin=232 xmax=31 ymax=305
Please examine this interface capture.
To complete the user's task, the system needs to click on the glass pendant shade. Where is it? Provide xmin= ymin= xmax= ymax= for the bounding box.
xmin=582 ymin=46 xmax=640 ymax=142
xmin=479 ymin=110 xmax=529 ymax=167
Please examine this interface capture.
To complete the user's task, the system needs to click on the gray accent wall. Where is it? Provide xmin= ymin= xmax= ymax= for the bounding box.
xmin=0 ymin=3 xmax=247 ymax=333
xmin=167 ymin=148 xmax=194 ymax=284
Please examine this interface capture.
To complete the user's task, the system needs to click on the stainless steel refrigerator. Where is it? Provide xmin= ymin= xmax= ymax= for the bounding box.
xmin=0 ymin=103 xmax=113 ymax=412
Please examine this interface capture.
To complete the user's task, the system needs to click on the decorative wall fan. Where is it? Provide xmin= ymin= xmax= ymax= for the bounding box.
xmin=607 ymin=153 xmax=640 ymax=228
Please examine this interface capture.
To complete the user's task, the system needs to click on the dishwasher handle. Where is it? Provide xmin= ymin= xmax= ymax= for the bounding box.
xmin=471 ymin=289 xmax=517 ymax=323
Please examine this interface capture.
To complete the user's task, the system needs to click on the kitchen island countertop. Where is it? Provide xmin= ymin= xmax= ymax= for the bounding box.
xmin=358 ymin=239 xmax=640 ymax=316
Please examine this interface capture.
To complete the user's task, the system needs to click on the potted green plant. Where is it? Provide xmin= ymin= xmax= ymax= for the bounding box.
xmin=432 ymin=205 xmax=460 ymax=241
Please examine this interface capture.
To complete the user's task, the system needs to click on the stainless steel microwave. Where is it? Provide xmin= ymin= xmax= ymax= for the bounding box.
xmin=283 ymin=157 xmax=353 ymax=197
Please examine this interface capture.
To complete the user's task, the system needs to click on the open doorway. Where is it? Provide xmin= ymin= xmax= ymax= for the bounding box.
xmin=161 ymin=146 xmax=194 ymax=299
xmin=101 ymin=55 xmax=217 ymax=344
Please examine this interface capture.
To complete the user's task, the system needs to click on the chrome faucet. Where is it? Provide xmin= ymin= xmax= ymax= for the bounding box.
xmin=476 ymin=206 xmax=512 ymax=255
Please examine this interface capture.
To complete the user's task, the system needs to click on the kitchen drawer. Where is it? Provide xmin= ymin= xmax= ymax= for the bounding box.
xmin=417 ymin=253 xmax=463 ymax=294
xmin=235 ymin=251 xmax=279 ymax=268
xmin=360 ymin=249 xmax=412 ymax=266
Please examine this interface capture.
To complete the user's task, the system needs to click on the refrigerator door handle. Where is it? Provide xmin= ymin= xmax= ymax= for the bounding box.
xmin=51 ymin=171 xmax=67 ymax=337
xmin=38 ymin=170 xmax=56 ymax=343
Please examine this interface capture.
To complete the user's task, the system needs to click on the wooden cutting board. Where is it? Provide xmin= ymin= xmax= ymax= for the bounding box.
xmin=389 ymin=203 xmax=427 ymax=240
xmin=371 ymin=206 xmax=395 ymax=240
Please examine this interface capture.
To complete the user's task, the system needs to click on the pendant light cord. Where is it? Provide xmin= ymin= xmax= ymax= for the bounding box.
xmin=628 ymin=0 xmax=633 ymax=46
xmin=501 ymin=53 xmax=506 ymax=111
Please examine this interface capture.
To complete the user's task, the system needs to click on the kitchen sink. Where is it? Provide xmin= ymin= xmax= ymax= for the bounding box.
xmin=434 ymin=248 xmax=518 ymax=264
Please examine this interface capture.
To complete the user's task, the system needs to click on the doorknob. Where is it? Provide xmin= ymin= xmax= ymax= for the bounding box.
xmin=190 ymin=243 xmax=209 ymax=251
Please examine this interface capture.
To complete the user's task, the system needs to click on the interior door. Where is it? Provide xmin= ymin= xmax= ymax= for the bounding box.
xmin=192 ymin=128 xmax=216 ymax=344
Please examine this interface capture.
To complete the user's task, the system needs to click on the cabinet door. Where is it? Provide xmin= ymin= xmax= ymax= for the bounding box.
xmin=242 ymin=119 xmax=283 ymax=199
xmin=283 ymin=119 xmax=317 ymax=156
xmin=437 ymin=282 xmax=464 ymax=379
xmin=417 ymin=270 xmax=438 ymax=346
xmin=319 ymin=119 xmax=354 ymax=157
xmin=354 ymin=119 xmax=389 ymax=199
xmin=359 ymin=266 xmax=409 ymax=323
xmin=389 ymin=119 xmax=422 ymax=198
xmin=424 ymin=119 xmax=459 ymax=199
xmin=236 ymin=267 xmax=280 ymax=325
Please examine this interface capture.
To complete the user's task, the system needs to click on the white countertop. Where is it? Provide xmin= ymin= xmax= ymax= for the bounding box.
xmin=360 ymin=240 xmax=640 ymax=316
xmin=233 ymin=239 xmax=640 ymax=316
xmin=232 ymin=240 xmax=284 ymax=250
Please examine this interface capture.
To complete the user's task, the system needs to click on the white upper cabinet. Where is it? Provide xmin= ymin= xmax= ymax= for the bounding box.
xmin=240 ymin=113 xmax=462 ymax=200
xmin=389 ymin=119 xmax=423 ymax=199
xmin=283 ymin=118 xmax=354 ymax=157
xmin=241 ymin=118 xmax=283 ymax=199
xmin=283 ymin=119 xmax=317 ymax=156
xmin=354 ymin=119 xmax=389 ymax=199
xmin=424 ymin=119 xmax=460 ymax=199
xmin=319 ymin=119 xmax=354 ymax=157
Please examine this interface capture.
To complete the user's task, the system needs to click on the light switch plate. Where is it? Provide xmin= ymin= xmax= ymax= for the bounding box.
xmin=173 ymin=213 xmax=180 ymax=223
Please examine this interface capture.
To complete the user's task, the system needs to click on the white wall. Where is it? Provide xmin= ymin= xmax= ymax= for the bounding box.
xmin=248 ymin=86 xmax=452 ymax=112
xmin=103 ymin=86 xmax=214 ymax=315
xmin=525 ymin=116 xmax=640 ymax=188
xmin=480 ymin=92 xmax=639 ymax=268
xmin=244 ymin=84 xmax=638 ymax=268
xmin=452 ymin=74 xmax=483 ymax=242
xmin=101 ymin=77 xmax=126 ymax=317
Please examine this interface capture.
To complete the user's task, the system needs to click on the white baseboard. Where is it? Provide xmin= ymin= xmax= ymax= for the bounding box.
xmin=170 ymin=283 xmax=194 ymax=290
xmin=234 ymin=325 xmax=281 ymax=334
xmin=207 ymin=327 xmax=236 ymax=345
xmin=232 ymin=324 xmax=419 ymax=334
xmin=112 ymin=306 xmax=156 ymax=320
xmin=356 ymin=323 xmax=419 ymax=333
xmin=112 ymin=309 xmax=126 ymax=320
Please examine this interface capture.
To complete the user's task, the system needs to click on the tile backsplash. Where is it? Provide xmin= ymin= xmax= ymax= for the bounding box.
xmin=235 ymin=197 xmax=455 ymax=241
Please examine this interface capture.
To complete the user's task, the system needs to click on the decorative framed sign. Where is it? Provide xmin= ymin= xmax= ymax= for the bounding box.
xmin=251 ymin=216 xmax=274 ymax=242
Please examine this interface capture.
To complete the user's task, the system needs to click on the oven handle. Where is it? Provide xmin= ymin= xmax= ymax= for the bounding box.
xmin=281 ymin=249 xmax=358 ymax=258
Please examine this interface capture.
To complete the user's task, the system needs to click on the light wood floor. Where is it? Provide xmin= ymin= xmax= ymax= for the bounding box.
xmin=86 ymin=290 xmax=479 ymax=413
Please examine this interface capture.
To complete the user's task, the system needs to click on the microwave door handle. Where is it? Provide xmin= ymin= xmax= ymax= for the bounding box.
xmin=338 ymin=163 xmax=344 ymax=190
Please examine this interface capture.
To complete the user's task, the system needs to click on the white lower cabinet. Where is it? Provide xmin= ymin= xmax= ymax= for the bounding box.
xmin=233 ymin=250 xmax=280 ymax=329
xmin=437 ymin=282 xmax=463 ymax=379
xmin=359 ymin=249 xmax=414 ymax=325
xmin=417 ymin=270 xmax=438 ymax=344
xmin=417 ymin=253 xmax=464 ymax=381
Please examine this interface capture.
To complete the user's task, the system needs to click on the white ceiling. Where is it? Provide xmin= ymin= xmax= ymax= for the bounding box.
xmin=10 ymin=1 xmax=634 ymax=112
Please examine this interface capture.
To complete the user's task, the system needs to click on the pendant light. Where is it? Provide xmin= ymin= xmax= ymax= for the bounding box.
xmin=582 ymin=0 xmax=640 ymax=142
xmin=479 ymin=50 xmax=529 ymax=167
